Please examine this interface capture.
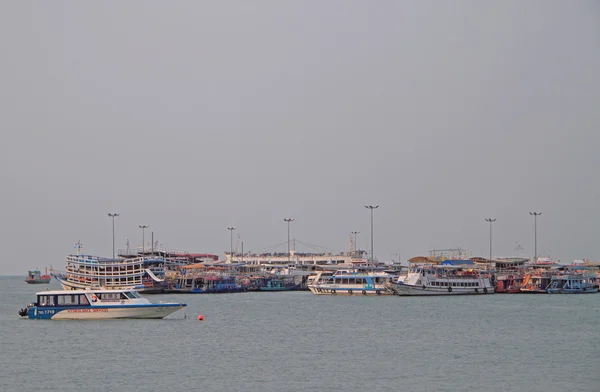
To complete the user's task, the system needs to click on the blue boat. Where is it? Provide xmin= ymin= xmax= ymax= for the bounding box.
xmin=547 ymin=274 xmax=598 ymax=294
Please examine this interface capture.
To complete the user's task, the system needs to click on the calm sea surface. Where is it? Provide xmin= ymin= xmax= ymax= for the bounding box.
xmin=0 ymin=276 xmax=598 ymax=392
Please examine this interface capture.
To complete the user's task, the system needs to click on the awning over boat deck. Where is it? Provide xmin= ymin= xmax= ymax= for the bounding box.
xmin=440 ymin=260 xmax=475 ymax=266
xmin=181 ymin=263 xmax=206 ymax=269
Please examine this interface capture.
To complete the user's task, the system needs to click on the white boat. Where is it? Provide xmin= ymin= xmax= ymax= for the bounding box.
xmin=54 ymin=254 xmax=166 ymax=293
xmin=18 ymin=289 xmax=186 ymax=320
xmin=386 ymin=264 xmax=494 ymax=296
xmin=308 ymin=270 xmax=395 ymax=296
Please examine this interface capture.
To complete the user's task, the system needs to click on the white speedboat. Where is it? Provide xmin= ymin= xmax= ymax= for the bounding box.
xmin=386 ymin=264 xmax=494 ymax=296
xmin=18 ymin=289 xmax=186 ymax=320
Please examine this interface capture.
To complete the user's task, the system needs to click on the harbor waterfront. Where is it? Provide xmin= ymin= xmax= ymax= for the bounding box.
xmin=1 ymin=276 xmax=598 ymax=392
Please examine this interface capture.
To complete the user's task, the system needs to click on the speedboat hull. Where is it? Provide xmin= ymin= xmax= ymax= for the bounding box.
xmin=26 ymin=304 xmax=185 ymax=320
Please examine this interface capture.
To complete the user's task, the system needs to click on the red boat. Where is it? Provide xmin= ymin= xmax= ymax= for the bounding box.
xmin=25 ymin=268 xmax=51 ymax=284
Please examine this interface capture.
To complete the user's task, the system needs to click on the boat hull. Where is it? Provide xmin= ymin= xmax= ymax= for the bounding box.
xmin=27 ymin=304 xmax=185 ymax=320
xmin=25 ymin=279 xmax=51 ymax=284
xmin=308 ymin=285 xmax=391 ymax=296
xmin=388 ymin=282 xmax=494 ymax=296
xmin=547 ymin=287 xmax=598 ymax=294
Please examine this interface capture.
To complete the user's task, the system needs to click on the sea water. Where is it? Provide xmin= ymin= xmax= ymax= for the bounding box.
xmin=0 ymin=276 xmax=598 ymax=392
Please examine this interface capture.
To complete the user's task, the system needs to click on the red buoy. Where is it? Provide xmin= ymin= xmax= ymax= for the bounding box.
xmin=198 ymin=314 xmax=204 ymax=321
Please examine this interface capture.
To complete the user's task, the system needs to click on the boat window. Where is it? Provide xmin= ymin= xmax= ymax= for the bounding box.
xmin=79 ymin=295 xmax=89 ymax=305
xmin=57 ymin=294 xmax=79 ymax=305
xmin=38 ymin=295 xmax=55 ymax=306
xmin=100 ymin=292 xmax=121 ymax=301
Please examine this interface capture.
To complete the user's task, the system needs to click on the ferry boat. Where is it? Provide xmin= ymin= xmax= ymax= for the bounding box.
xmin=18 ymin=289 xmax=186 ymax=320
xmin=259 ymin=276 xmax=300 ymax=291
xmin=546 ymin=274 xmax=598 ymax=294
xmin=54 ymin=254 xmax=166 ymax=294
xmin=520 ymin=270 xmax=554 ymax=293
xmin=386 ymin=264 xmax=495 ymax=296
xmin=308 ymin=270 xmax=395 ymax=296
xmin=166 ymin=268 xmax=247 ymax=294
xmin=495 ymin=272 xmax=524 ymax=293
xmin=25 ymin=268 xmax=51 ymax=284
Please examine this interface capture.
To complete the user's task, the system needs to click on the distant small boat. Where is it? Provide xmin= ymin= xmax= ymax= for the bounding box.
xmin=25 ymin=269 xmax=51 ymax=284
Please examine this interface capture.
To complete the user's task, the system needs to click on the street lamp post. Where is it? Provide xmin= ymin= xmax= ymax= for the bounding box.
xmin=227 ymin=227 xmax=236 ymax=261
xmin=139 ymin=225 xmax=149 ymax=255
xmin=364 ymin=205 xmax=379 ymax=263
xmin=529 ymin=212 xmax=542 ymax=262
xmin=107 ymin=213 xmax=120 ymax=259
xmin=351 ymin=231 xmax=359 ymax=257
xmin=484 ymin=218 xmax=496 ymax=261
xmin=284 ymin=218 xmax=294 ymax=265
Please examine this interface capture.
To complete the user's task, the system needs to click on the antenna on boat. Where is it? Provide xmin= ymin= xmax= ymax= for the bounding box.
xmin=514 ymin=242 xmax=524 ymax=257
xmin=75 ymin=240 xmax=83 ymax=255
xmin=126 ymin=239 xmax=130 ymax=253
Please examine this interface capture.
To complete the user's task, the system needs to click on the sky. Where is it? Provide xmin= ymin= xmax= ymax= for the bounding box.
xmin=1 ymin=1 xmax=599 ymax=275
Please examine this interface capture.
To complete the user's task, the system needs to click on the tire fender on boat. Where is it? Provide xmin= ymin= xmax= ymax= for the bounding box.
xmin=362 ymin=290 xmax=367 ymax=295
xmin=348 ymin=289 xmax=352 ymax=295
xmin=483 ymin=287 xmax=488 ymax=294
xmin=448 ymin=287 xmax=452 ymax=293
xmin=376 ymin=290 xmax=381 ymax=295
xmin=331 ymin=289 xmax=336 ymax=295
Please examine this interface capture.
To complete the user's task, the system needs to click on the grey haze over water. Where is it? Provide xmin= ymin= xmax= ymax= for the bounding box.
xmin=1 ymin=2 xmax=599 ymax=274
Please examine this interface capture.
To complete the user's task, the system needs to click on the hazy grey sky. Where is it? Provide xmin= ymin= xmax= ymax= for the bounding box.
xmin=1 ymin=1 xmax=599 ymax=274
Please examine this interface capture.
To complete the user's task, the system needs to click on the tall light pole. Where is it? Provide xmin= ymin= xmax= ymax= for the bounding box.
xmin=139 ymin=225 xmax=149 ymax=255
xmin=364 ymin=205 xmax=379 ymax=263
xmin=484 ymin=218 xmax=496 ymax=261
xmin=107 ymin=213 xmax=120 ymax=259
xmin=529 ymin=212 xmax=542 ymax=262
xmin=227 ymin=227 xmax=236 ymax=261
xmin=351 ymin=231 xmax=359 ymax=257
xmin=284 ymin=218 xmax=294 ymax=265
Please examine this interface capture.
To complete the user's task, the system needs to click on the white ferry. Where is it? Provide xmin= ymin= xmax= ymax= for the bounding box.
xmin=54 ymin=254 xmax=166 ymax=293
xmin=308 ymin=270 xmax=395 ymax=296
xmin=386 ymin=264 xmax=495 ymax=296
xmin=18 ymin=289 xmax=186 ymax=320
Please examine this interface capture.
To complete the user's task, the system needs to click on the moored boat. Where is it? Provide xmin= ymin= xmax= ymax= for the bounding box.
xmin=386 ymin=264 xmax=494 ymax=296
xmin=520 ymin=270 xmax=553 ymax=293
xmin=495 ymin=272 xmax=524 ymax=293
xmin=18 ymin=289 xmax=186 ymax=320
xmin=259 ymin=276 xmax=300 ymax=291
xmin=54 ymin=253 xmax=166 ymax=294
xmin=546 ymin=274 xmax=598 ymax=294
xmin=25 ymin=268 xmax=51 ymax=284
xmin=308 ymin=270 xmax=394 ymax=296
